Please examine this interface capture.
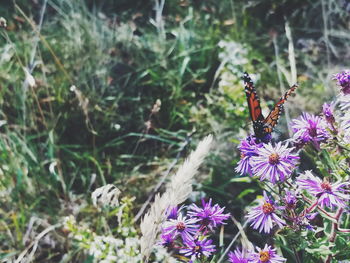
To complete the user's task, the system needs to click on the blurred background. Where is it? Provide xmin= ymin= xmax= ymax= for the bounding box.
xmin=0 ymin=0 xmax=349 ymax=262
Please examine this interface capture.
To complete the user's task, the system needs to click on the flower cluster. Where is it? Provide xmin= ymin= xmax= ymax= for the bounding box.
xmin=160 ymin=199 xmax=229 ymax=262
xmin=228 ymin=245 xmax=286 ymax=263
xmin=63 ymin=214 xmax=142 ymax=263
xmin=232 ymin=70 xmax=350 ymax=262
xmin=154 ymin=70 xmax=350 ymax=262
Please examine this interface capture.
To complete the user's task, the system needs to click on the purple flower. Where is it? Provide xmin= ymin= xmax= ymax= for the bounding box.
xmin=160 ymin=232 xmax=175 ymax=248
xmin=249 ymin=244 xmax=286 ymax=263
xmin=291 ymin=112 xmax=330 ymax=149
xmin=166 ymin=205 xmax=180 ymax=220
xmin=284 ymin=190 xmax=297 ymax=209
xmin=333 ymin=70 xmax=350 ymax=94
xmin=188 ymin=198 xmax=230 ymax=231
xmin=250 ymin=142 xmax=299 ymax=184
xmin=322 ymin=103 xmax=338 ymax=134
xmin=162 ymin=214 xmax=199 ymax=241
xmin=246 ymin=192 xmax=285 ymax=234
xmin=296 ymin=171 xmax=350 ymax=209
xmin=235 ymin=136 xmax=263 ymax=176
xmin=179 ymin=237 xmax=216 ymax=261
xmin=228 ymin=248 xmax=250 ymax=263
xmin=322 ymin=103 xmax=335 ymax=124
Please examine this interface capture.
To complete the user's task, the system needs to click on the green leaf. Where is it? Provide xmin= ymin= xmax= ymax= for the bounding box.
xmin=236 ymin=189 xmax=256 ymax=199
xmin=230 ymin=176 xmax=252 ymax=183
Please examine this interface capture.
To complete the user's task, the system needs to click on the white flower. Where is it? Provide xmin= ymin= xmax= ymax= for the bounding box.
xmin=62 ymin=215 xmax=76 ymax=231
xmin=218 ymin=40 xmax=248 ymax=66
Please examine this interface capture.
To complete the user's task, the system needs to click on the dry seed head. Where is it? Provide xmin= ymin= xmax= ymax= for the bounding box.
xmin=0 ymin=17 xmax=7 ymax=28
xmin=91 ymin=184 xmax=121 ymax=208
xmin=151 ymin=99 xmax=161 ymax=114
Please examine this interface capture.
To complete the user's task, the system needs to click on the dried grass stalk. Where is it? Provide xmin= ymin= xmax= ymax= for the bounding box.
xmin=140 ymin=134 xmax=213 ymax=261
xmin=91 ymin=184 xmax=121 ymax=208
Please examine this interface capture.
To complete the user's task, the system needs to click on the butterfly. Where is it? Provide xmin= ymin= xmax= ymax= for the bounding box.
xmin=243 ymin=72 xmax=298 ymax=142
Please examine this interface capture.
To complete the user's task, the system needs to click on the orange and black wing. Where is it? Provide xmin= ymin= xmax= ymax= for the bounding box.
xmin=263 ymin=84 xmax=298 ymax=132
xmin=243 ymin=72 xmax=265 ymax=122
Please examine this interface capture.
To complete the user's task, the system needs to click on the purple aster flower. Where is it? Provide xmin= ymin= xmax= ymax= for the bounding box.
xmin=235 ymin=136 xmax=263 ymax=176
xmin=322 ymin=103 xmax=338 ymax=134
xmin=179 ymin=237 xmax=216 ymax=261
xmin=322 ymin=103 xmax=335 ymax=124
xmin=166 ymin=205 xmax=180 ymax=220
xmin=249 ymin=244 xmax=286 ymax=263
xmin=188 ymin=198 xmax=230 ymax=231
xmin=160 ymin=232 xmax=175 ymax=248
xmin=291 ymin=112 xmax=330 ymax=149
xmin=162 ymin=214 xmax=199 ymax=241
xmin=250 ymin=142 xmax=299 ymax=184
xmin=283 ymin=190 xmax=297 ymax=209
xmin=246 ymin=192 xmax=285 ymax=234
xmin=228 ymin=248 xmax=250 ymax=263
xmin=333 ymin=70 xmax=350 ymax=95
xmin=296 ymin=170 xmax=350 ymax=209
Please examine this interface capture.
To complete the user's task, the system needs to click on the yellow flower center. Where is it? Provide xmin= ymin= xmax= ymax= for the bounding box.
xmin=262 ymin=202 xmax=274 ymax=214
xmin=268 ymin=153 xmax=280 ymax=165
xmin=259 ymin=251 xmax=270 ymax=262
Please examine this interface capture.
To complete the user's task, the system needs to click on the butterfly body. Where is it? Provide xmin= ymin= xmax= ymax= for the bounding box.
xmin=243 ymin=72 xmax=298 ymax=142
xmin=252 ymin=120 xmax=271 ymax=142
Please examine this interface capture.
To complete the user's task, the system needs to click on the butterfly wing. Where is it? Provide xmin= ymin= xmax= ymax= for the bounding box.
xmin=263 ymin=84 xmax=298 ymax=132
xmin=243 ymin=72 xmax=265 ymax=122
